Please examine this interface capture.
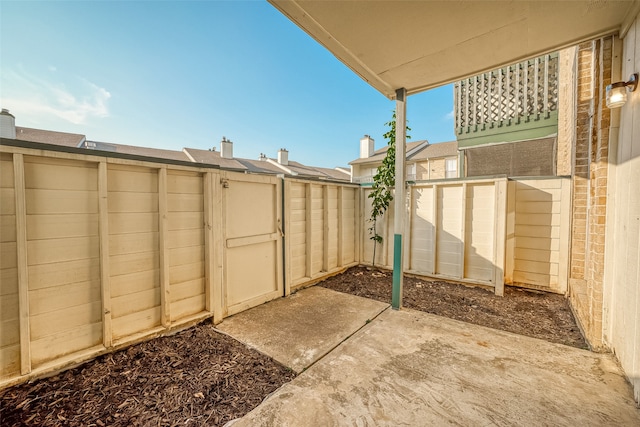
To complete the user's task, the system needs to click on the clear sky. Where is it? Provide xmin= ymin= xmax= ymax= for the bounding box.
xmin=0 ymin=0 xmax=455 ymax=168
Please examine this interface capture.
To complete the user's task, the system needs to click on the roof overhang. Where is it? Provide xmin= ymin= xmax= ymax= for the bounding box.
xmin=269 ymin=0 xmax=640 ymax=99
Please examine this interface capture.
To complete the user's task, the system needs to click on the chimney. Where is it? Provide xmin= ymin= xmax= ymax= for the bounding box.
xmin=258 ymin=153 xmax=267 ymax=161
xmin=220 ymin=136 xmax=233 ymax=159
xmin=277 ymin=148 xmax=289 ymax=166
xmin=360 ymin=134 xmax=374 ymax=158
xmin=0 ymin=109 xmax=16 ymax=139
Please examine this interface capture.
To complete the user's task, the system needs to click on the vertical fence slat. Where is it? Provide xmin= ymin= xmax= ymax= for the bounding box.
xmin=13 ymin=153 xmax=31 ymax=374
xmin=204 ymin=171 xmax=215 ymax=317
xmin=322 ymin=185 xmax=329 ymax=272
xmin=404 ymin=186 xmax=412 ymax=270
xmin=337 ymin=186 xmax=343 ymax=268
xmin=493 ymin=180 xmax=507 ymax=296
xmin=356 ymin=187 xmax=362 ymax=264
xmin=158 ymin=168 xmax=170 ymax=327
xmin=98 ymin=162 xmax=112 ymax=348
xmin=212 ymin=172 xmax=224 ymax=323
xmin=283 ymin=180 xmax=292 ymax=295
xmin=431 ymin=184 xmax=438 ymax=275
xmin=305 ymin=183 xmax=312 ymax=278
xmin=460 ymin=183 xmax=467 ymax=279
xmin=505 ymin=181 xmax=516 ymax=284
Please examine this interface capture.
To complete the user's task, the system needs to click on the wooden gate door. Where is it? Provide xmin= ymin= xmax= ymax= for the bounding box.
xmin=222 ymin=172 xmax=283 ymax=316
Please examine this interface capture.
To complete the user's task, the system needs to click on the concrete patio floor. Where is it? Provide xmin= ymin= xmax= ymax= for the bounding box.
xmin=218 ymin=287 xmax=640 ymax=426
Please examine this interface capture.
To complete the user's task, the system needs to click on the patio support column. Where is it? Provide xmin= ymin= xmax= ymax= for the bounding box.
xmin=392 ymin=87 xmax=407 ymax=310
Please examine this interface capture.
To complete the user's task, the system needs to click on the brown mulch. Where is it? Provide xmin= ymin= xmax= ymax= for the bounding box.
xmin=0 ymin=324 xmax=295 ymax=427
xmin=320 ymin=266 xmax=588 ymax=349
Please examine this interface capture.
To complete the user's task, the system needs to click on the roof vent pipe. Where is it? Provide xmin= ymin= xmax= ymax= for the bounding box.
xmin=0 ymin=109 xmax=16 ymax=139
xmin=277 ymin=148 xmax=289 ymax=166
xmin=220 ymin=136 xmax=233 ymax=159
xmin=360 ymin=134 xmax=374 ymax=158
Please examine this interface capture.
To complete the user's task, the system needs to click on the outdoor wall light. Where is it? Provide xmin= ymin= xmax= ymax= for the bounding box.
xmin=606 ymin=73 xmax=638 ymax=109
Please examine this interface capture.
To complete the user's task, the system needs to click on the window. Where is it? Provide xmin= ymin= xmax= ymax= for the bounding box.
xmin=445 ymin=158 xmax=457 ymax=179
xmin=407 ymin=163 xmax=416 ymax=180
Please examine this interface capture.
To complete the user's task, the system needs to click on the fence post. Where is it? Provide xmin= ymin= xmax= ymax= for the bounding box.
xmin=13 ymin=153 xmax=31 ymax=374
xmin=98 ymin=161 xmax=112 ymax=348
xmin=158 ymin=167 xmax=170 ymax=327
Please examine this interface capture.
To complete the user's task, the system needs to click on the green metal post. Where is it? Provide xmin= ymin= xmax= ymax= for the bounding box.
xmin=392 ymin=87 xmax=407 ymax=310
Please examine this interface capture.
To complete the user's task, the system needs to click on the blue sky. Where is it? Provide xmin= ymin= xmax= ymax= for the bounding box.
xmin=0 ymin=0 xmax=455 ymax=168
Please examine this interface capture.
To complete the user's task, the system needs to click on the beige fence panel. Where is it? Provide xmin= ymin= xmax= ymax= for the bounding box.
xmin=108 ymin=164 xmax=162 ymax=341
xmin=362 ymin=178 xmax=507 ymax=294
xmin=284 ymin=179 xmax=360 ymax=292
xmin=505 ymin=178 xmax=571 ymax=293
xmin=0 ymin=153 xmax=20 ymax=379
xmin=166 ymin=170 xmax=206 ymax=322
xmin=24 ymin=155 xmax=103 ymax=367
xmin=0 ymin=145 xmax=220 ymax=388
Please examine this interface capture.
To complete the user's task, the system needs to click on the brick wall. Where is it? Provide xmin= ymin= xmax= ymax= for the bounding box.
xmin=569 ymin=36 xmax=614 ymax=349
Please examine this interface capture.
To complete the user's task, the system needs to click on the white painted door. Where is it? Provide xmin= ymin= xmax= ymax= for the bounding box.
xmin=222 ymin=172 xmax=283 ymax=316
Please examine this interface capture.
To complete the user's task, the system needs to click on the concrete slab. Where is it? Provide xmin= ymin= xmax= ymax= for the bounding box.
xmin=232 ymin=307 xmax=640 ymax=426
xmin=216 ymin=286 xmax=389 ymax=373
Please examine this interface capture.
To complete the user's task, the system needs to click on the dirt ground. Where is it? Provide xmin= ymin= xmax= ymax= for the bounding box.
xmin=1 ymin=266 xmax=587 ymax=426
xmin=320 ymin=266 xmax=587 ymax=349
xmin=0 ymin=325 xmax=295 ymax=427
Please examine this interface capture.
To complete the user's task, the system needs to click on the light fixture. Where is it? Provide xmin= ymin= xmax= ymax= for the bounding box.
xmin=606 ymin=73 xmax=638 ymax=109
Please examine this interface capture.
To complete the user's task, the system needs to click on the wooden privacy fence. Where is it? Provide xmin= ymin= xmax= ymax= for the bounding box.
xmin=360 ymin=176 xmax=571 ymax=295
xmin=0 ymin=141 xmax=569 ymax=389
xmin=0 ymin=144 xmax=360 ymax=388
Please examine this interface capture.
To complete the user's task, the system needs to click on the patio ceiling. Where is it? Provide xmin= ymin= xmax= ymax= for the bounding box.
xmin=268 ymin=0 xmax=640 ymax=99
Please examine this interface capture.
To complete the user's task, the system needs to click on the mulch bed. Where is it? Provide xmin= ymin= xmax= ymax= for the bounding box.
xmin=0 ymin=324 xmax=295 ymax=427
xmin=320 ymin=266 xmax=587 ymax=349
xmin=2 ymin=266 xmax=587 ymax=426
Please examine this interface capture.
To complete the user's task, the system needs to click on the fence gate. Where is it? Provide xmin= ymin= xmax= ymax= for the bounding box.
xmin=222 ymin=172 xmax=283 ymax=316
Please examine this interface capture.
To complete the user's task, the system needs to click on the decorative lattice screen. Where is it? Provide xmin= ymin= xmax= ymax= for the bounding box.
xmin=455 ymin=54 xmax=559 ymax=131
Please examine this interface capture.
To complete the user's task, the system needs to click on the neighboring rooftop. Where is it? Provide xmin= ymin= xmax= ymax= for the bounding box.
xmin=182 ymin=147 xmax=248 ymax=172
xmin=409 ymin=141 xmax=458 ymax=161
xmin=1 ymin=110 xmax=350 ymax=181
xmin=15 ymin=126 xmax=86 ymax=148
